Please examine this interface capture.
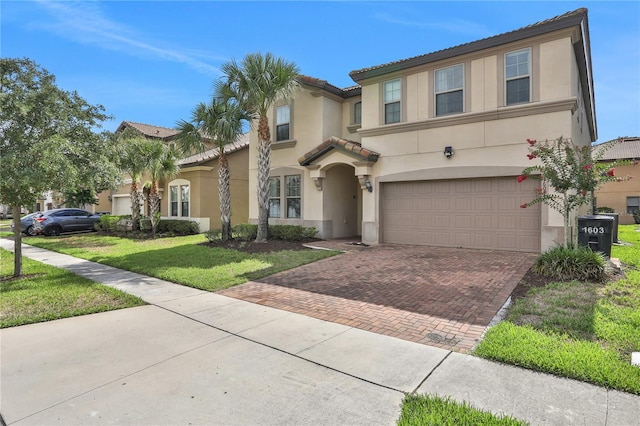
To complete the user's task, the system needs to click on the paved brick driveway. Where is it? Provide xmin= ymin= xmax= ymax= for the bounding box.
xmin=219 ymin=241 xmax=536 ymax=352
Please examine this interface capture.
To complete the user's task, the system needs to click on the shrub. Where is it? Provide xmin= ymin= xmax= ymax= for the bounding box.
xmin=204 ymin=229 xmax=222 ymax=242
xmin=157 ymin=220 xmax=199 ymax=235
xmin=269 ymin=225 xmax=317 ymax=241
xmin=633 ymin=210 xmax=640 ymax=224
xmin=232 ymin=224 xmax=257 ymax=241
xmin=96 ymin=215 xmax=128 ymax=233
xmin=596 ymin=206 xmax=615 ymax=213
xmin=534 ymin=246 xmax=607 ymax=282
xmin=139 ymin=216 xmax=152 ymax=232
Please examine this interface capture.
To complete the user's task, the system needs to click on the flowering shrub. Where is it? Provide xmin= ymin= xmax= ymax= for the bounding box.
xmin=518 ymin=136 xmax=633 ymax=247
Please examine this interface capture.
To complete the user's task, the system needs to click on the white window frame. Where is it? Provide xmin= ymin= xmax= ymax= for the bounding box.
xmin=505 ymin=48 xmax=531 ymax=106
xmin=435 ymin=64 xmax=464 ymax=116
xmin=383 ymin=79 xmax=401 ymax=124
xmin=285 ymin=175 xmax=301 ymax=219
xmin=168 ymin=179 xmax=190 ymax=218
xmin=268 ymin=176 xmax=281 ymax=218
xmin=267 ymin=172 xmax=302 ymax=219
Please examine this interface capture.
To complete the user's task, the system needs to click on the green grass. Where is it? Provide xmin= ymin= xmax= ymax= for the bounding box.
xmin=0 ymin=248 xmax=144 ymax=328
xmin=397 ymin=394 xmax=527 ymax=426
xmin=20 ymin=233 xmax=339 ymax=292
xmin=474 ymin=224 xmax=640 ymax=395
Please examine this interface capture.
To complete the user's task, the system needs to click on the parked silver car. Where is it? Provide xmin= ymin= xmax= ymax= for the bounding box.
xmin=33 ymin=209 xmax=100 ymax=236
xmin=10 ymin=212 xmax=40 ymax=236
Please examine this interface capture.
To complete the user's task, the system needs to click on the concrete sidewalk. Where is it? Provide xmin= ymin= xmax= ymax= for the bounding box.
xmin=1 ymin=239 xmax=638 ymax=425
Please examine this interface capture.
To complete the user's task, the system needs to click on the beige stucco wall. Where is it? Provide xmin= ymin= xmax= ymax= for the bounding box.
xmin=168 ymin=148 xmax=249 ymax=232
xmin=596 ymin=164 xmax=640 ymax=225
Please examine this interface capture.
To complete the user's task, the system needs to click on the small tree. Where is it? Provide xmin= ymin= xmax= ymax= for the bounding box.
xmin=116 ymin=130 xmax=154 ymax=231
xmin=1 ymin=58 xmax=119 ymax=277
xmin=518 ymin=137 xmax=633 ymax=248
xmin=145 ymin=141 xmax=180 ymax=238
xmin=218 ymin=53 xmax=300 ymax=242
xmin=176 ymin=99 xmax=248 ymax=241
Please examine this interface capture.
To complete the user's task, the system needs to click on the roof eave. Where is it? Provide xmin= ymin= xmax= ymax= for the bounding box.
xmin=349 ymin=9 xmax=587 ymax=82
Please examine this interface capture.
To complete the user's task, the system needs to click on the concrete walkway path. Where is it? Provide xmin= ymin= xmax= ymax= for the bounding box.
xmin=1 ymin=239 xmax=638 ymax=425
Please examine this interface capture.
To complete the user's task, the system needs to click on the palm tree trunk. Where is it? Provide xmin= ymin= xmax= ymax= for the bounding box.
xmin=218 ymin=152 xmax=232 ymax=241
xmin=130 ymin=180 xmax=141 ymax=231
xmin=256 ymin=114 xmax=271 ymax=242
xmin=149 ymin=181 xmax=161 ymax=239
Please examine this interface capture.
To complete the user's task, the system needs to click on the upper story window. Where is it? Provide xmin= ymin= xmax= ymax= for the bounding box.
xmin=353 ymin=101 xmax=362 ymax=125
xmin=169 ymin=179 xmax=190 ymax=217
xmin=384 ymin=79 xmax=401 ymax=124
xmin=435 ymin=64 xmax=464 ymax=116
xmin=505 ymin=49 xmax=531 ymax=105
xmin=276 ymin=105 xmax=290 ymax=141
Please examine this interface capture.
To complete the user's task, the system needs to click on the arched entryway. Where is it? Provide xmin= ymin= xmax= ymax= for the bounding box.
xmin=322 ymin=164 xmax=361 ymax=238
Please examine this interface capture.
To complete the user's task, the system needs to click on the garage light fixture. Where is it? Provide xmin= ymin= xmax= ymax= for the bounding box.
xmin=444 ymin=146 xmax=454 ymax=159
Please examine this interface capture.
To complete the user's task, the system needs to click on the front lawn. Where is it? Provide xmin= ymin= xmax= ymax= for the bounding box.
xmin=474 ymin=224 xmax=640 ymax=394
xmin=20 ymin=233 xmax=339 ymax=292
xmin=398 ymin=394 xmax=527 ymax=426
xmin=0 ymin=248 xmax=144 ymax=328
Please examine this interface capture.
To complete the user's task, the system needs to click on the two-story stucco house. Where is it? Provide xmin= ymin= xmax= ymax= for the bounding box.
xmin=96 ymin=121 xmax=249 ymax=232
xmin=249 ymin=8 xmax=596 ymax=252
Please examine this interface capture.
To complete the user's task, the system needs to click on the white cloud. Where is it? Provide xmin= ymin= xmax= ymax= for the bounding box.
xmin=33 ymin=0 xmax=223 ymax=77
xmin=373 ymin=13 xmax=491 ymax=38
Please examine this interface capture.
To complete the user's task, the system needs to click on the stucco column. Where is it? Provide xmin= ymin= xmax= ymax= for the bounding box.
xmin=353 ymin=161 xmax=379 ymax=245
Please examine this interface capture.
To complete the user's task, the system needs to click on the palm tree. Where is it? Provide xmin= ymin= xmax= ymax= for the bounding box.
xmin=117 ymin=130 xmax=152 ymax=231
xmin=175 ymin=99 xmax=247 ymax=241
xmin=217 ymin=52 xmax=299 ymax=242
xmin=146 ymin=140 xmax=180 ymax=238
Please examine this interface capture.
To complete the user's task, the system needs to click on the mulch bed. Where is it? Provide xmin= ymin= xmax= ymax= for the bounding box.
xmin=200 ymin=238 xmax=322 ymax=254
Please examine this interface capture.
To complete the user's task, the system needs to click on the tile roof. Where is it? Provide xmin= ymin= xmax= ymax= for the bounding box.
xmin=178 ymin=133 xmax=249 ymax=166
xmin=116 ymin=121 xmax=182 ymax=140
xmin=349 ymin=8 xmax=588 ymax=82
xmin=297 ymin=75 xmax=361 ymax=98
xmin=298 ymin=136 xmax=379 ymax=166
xmin=594 ymin=137 xmax=640 ymax=161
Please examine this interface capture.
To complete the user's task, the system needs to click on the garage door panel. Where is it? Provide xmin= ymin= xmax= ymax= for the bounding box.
xmin=474 ymin=215 xmax=492 ymax=229
xmin=417 ymin=198 xmax=435 ymax=210
xmin=474 ymin=197 xmax=493 ymax=211
xmin=383 ymin=213 xmax=413 ymax=227
xmin=382 ymin=177 xmax=540 ymax=252
xmin=455 ymin=198 xmax=473 ymax=210
xmin=455 ymin=215 xmax=472 ymax=228
xmin=433 ymin=198 xmax=451 ymax=210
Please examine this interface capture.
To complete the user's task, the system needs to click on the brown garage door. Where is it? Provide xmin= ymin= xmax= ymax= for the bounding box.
xmin=381 ymin=177 xmax=540 ymax=252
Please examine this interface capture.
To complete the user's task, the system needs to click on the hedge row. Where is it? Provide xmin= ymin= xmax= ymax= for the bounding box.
xmin=205 ymin=224 xmax=317 ymax=242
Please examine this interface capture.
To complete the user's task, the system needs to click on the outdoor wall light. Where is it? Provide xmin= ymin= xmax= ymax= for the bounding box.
xmin=364 ymin=178 xmax=373 ymax=192
xmin=444 ymin=146 xmax=454 ymax=159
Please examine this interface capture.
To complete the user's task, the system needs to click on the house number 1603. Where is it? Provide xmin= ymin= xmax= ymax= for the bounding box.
xmin=582 ymin=226 xmax=605 ymax=234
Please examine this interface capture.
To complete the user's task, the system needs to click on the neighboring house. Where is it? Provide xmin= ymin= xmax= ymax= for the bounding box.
xmin=96 ymin=121 xmax=249 ymax=232
xmin=595 ymin=137 xmax=640 ymax=224
xmin=248 ymin=8 xmax=596 ymax=252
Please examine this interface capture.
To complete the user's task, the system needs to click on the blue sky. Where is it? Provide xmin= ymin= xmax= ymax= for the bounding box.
xmin=2 ymin=1 xmax=639 ymax=143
